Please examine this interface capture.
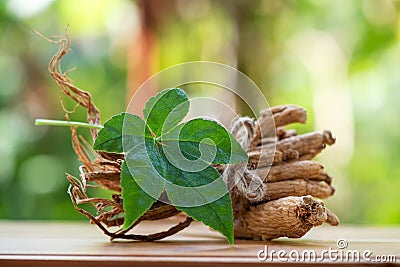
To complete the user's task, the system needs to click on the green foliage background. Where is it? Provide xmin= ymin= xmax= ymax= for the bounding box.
xmin=0 ymin=0 xmax=399 ymax=224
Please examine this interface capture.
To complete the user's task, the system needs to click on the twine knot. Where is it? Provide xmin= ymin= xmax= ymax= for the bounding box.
xmin=222 ymin=117 xmax=265 ymax=202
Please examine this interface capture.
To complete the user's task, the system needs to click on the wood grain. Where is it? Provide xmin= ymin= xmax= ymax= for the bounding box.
xmin=0 ymin=220 xmax=398 ymax=266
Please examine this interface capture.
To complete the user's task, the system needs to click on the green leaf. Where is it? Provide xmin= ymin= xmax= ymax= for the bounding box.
xmin=93 ymin=113 xmax=147 ymax=153
xmin=162 ymin=118 xmax=248 ymax=166
xmin=142 ymin=88 xmax=189 ymax=136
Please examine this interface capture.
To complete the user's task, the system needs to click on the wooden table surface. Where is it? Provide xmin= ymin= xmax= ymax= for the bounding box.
xmin=0 ymin=219 xmax=399 ymax=266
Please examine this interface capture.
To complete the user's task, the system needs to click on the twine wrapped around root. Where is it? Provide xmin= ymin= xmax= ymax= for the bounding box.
xmin=44 ymin=29 xmax=338 ymax=241
xmin=222 ymin=117 xmax=265 ymax=202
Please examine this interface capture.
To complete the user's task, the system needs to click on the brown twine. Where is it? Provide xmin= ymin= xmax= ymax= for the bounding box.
xmin=222 ymin=117 xmax=265 ymax=202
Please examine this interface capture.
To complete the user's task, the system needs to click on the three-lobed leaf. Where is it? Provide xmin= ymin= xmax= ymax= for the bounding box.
xmin=93 ymin=88 xmax=248 ymax=245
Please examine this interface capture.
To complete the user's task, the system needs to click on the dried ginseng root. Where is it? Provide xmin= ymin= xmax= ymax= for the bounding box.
xmin=228 ymin=105 xmax=339 ymax=240
xmin=235 ymin=196 xmax=327 ymax=240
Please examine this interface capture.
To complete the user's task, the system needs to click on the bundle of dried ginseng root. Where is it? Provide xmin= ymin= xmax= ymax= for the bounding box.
xmin=228 ymin=105 xmax=339 ymax=240
xmin=43 ymin=31 xmax=338 ymax=241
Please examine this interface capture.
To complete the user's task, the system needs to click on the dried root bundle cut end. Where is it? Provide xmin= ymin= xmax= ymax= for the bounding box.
xmin=234 ymin=196 xmax=328 ymax=241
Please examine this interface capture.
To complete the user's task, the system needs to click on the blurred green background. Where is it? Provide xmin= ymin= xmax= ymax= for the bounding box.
xmin=0 ymin=0 xmax=399 ymax=224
